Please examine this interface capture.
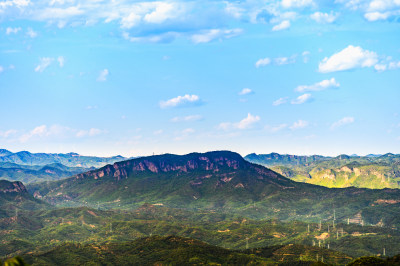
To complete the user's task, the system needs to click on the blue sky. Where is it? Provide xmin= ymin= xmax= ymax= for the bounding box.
xmin=0 ymin=0 xmax=399 ymax=157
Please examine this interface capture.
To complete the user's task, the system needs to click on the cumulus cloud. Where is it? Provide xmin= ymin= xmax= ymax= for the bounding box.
xmin=191 ymin=28 xmax=242 ymax=44
xmin=295 ymin=78 xmax=340 ymax=92
xmin=281 ymin=0 xmax=315 ymax=8
xmin=310 ymin=11 xmax=339 ymax=23
xmin=272 ymin=20 xmax=290 ymax=31
xmin=143 ymin=2 xmax=177 ymax=23
xmin=330 ymin=117 xmax=355 ymax=130
xmin=35 ymin=57 xmax=54 ymax=72
xmin=318 ymin=45 xmax=378 ymax=73
xmin=255 ymin=57 xmax=271 ymax=68
xmin=291 ymin=93 xmax=312 ymax=104
xmin=290 ymin=119 xmax=309 ymax=130
xmin=6 ymin=27 xmax=21 ymax=34
xmin=236 ymin=113 xmax=261 ymax=129
xmin=160 ymin=94 xmax=201 ymax=108
xmin=218 ymin=113 xmax=260 ymax=130
xmin=171 ymin=115 xmax=203 ymax=122
xmin=273 ymin=97 xmax=288 ymax=106
xmin=239 ymin=88 xmax=253 ymax=95
xmin=97 ymin=69 xmax=109 ymax=82
xmin=364 ymin=11 xmax=392 ymax=21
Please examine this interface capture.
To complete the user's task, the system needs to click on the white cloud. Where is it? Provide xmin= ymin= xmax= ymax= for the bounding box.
xmin=302 ymin=51 xmax=310 ymax=63
xmin=265 ymin=124 xmax=288 ymax=132
xmin=143 ymin=2 xmax=176 ymax=23
xmin=35 ymin=57 xmax=54 ymax=72
xmin=160 ymin=94 xmax=201 ymax=108
xmin=0 ymin=0 xmax=30 ymax=9
xmin=290 ymin=120 xmax=309 ymax=130
xmin=295 ymin=78 xmax=340 ymax=92
xmin=255 ymin=57 xmax=271 ymax=68
xmin=0 ymin=66 xmax=3 ymax=73
xmin=35 ymin=6 xmax=84 ymax=20
xmin=174 ymin=128 xmax=195 ymax=141
xmin=97 ymin=69 xmax=109 ymax=82
xmin=225 ymin=2 xmax=244 ymax=18
xmin=291 ymin=93 xmax=312 ymax=104
xmin=273 ymin=97 xmax=288 ymax=106
xmin=282 ymin=0 xmax=315 ymax=8
xmin=20 ymin=124 xmax=104 ymax=142
xmin=272 ymin=20 xmax=290 ymax=31
xmin=57 ymin=56 xmax=65 ymax=67
xmin=26 ymin=27 xmax=37 ymax=38
xmin=153 ymin=129 xmax=163 ymax=135
xmin=191 ymin=28 xmax=242 ymax=44
xmin=389 ymin=61 xmax=400 ymax=69
xmin=76 ymin=128 xmax=103 ymax=138
xmin=364 ymin=11 xmax=391 ymax=21
xmin=318 ymin=45 xmax=378 ymax=73
xmin=374 ymin=64 xmax=387 ymax=71
xmin=218 ymin=113 xmax=260 ymax=130
xmin=19 ymin=125 xmax=48 ymax=143
xmin=171 ymin=115 xmax=203 ymax=122
xmin=275 ymin=56 xmax=296 ymax=65
xmin=120 ymin=12 xmax=141 ymax=29
xmin=239 ymin=88 xmax=253 ymax=95
xmin=122 ymin=31 xmax=180 ymax=43
xmin=330 ymin=117 xmax=355 ymax=130
xmin=0 ymin=129 xmax=17 ymax=138
xmin=236 ymin=113 xmax=260 ymax=129
xmin=6 ymin=27 xmax=21 ymax=34
xmin=310 ymin=11 xmax=339 ymax=23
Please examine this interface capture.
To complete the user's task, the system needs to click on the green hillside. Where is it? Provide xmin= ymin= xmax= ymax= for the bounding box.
xmin=0 ymin=180 xmax=48 ymax=219
xmin=245 ymin=153 xmax=400 ymax=189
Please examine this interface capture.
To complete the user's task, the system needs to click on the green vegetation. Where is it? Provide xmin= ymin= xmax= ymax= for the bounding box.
xmin=245 ymin=153 xmax=400 ymax=189
xmin=2 ymin=151 xmax=400 ymax=265
xmin=0 ymin=163 xmax=92 ymax=184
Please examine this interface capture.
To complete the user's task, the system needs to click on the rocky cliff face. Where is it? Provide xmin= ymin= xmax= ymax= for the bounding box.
xmin=0 ymin=180 xmax=28 ymax=193
xmin=75 ymin=151 xmax=251 ymax=181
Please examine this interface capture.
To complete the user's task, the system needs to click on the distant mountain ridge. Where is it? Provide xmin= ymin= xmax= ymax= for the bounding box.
xmin=0 ymin=149 xmax=127 ymax=168
xmin=245 ymin=153 xmax=330 ymax=166
xmin=0 ymin=162 xmax=94 ymax=184
xmin=245 ymin=152 xmax=400 ymax=189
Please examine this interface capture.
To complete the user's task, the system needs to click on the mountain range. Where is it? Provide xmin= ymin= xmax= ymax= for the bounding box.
xmin=0 ymin=149 xmax=127 ymax=168
xmin=28 ymin=151 xmax=400 ymax=228
xmin=245 ymin=153 xmax=400 ymax=189
xmin=2 ymin=150 xmax=400 ymax=263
